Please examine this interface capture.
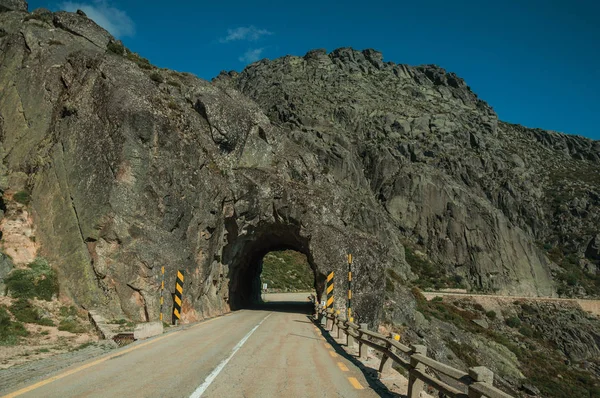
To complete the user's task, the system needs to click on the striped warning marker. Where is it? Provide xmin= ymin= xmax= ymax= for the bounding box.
xmin=173 ymin=270 xmax=184 ymax=324
xmin=326 ymin=271 xmax=334 ymax=310
xmin=347 ymin=253 xmax=353 ymax=322
xmin=159 ymin=266 xmax=165 ymax=321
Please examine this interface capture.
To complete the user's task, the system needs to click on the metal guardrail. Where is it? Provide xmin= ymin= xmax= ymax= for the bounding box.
xmin=315 ymin=304 xmax=513 ymax=398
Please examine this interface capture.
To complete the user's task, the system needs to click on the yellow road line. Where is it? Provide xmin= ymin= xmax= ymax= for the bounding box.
xmin=1 ymin=314 xmax=227 ymax=398
xmin=322 ymin=342 xmax=329 ymax=348
xmin=337 ymin=362 xmax=349 ymax=372
xmin=348 ymin=377 xmax=364 ymax=390
xmin=328 ymin=350 xmax=338 ymax=358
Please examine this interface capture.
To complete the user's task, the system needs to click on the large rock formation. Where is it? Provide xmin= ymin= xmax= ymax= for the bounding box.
xmin=0 ymin=9 xmax=389 ymax=323
xmin=215 ymin=48 xmax=600 ymax=297
xmin=0 ymin=8 xmax=598 ymax=326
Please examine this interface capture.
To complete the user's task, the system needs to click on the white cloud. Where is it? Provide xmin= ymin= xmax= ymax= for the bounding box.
xmin=59 ymin=0 xmax=135 ymax=38
xmin=239 ymin=48 xmax=265 ymax=64
xmin=220 ymin=26 xmax=272 ymax=43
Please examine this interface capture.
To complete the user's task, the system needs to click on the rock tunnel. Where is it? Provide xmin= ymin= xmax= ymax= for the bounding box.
xmin=222 ymin=218 xmax=324 ymax=310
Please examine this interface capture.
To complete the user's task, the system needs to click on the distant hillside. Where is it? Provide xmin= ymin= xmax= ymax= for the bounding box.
xmin=260 ymin=251 xmax=314 ymax=292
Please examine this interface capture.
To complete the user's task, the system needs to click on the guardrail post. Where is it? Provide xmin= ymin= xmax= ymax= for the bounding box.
xmin=358 ymin=323 xmax=369 ymax=360
xmin=346 ymin=321 xmax=354 ymax=348
xmin=336 ymin=318 xmax=343 ymax=339
xmin=332 ymin=311 xmax=339 ymax=333
xmin=378 ymin=336 xmax=394 ymax=375
xmin=468 ymin=366 xmax=494 ymax=398
xmin=407 ymin=344 xmax=427 ymax=398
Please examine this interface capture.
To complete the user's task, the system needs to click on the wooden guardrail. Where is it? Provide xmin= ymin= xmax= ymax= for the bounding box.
xmin=315 ymin=304 xmax=513 ymax=398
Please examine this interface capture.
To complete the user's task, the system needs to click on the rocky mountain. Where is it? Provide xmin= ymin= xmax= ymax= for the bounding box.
xmin=215 ymin=48 xmax=600 ymax=298
xmin=1 ymin=1 xmax=599 ymax=324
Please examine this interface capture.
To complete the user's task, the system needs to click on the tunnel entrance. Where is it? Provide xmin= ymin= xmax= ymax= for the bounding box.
xmin=222 ymin=219 xmax=323 ymax=310
xmin=259 ymin=250 xmax=314 ymax=293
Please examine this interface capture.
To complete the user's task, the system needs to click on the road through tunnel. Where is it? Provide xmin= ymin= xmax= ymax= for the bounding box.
xmin=222 ymin=218 xmax=323 ymax=310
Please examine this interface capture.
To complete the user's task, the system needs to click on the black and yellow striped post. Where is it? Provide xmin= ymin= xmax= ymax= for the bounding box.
xmin=172 ymin=270 xmax=184 ymax=325
xmin=159 ymin=266 xmax=165 ymax=322
xmin=325 ymin=271 xmax=334 ymax=328
xmin=326 ymin=271 xmax=334 ymax=309
xmin=347 ymin=254 xmax=353 ymax=322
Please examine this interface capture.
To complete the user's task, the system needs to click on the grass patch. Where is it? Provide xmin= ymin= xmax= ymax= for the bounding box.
xmin=59 ymin=305 xmax=79 ymax=318
xmin=126 ymin=52 xmax=153 ymax=70
xmin=4 ymin=258 xmax=59 ymax=301
xmin=411 ymin=287 xmax=477 ymax=328
xmin=0 ymin=306 xmax=29 ymax=345
xmin=58 ymin=319 xmax=86 ymax=334
xmin=106 ymin=41 xmax=124 ymax=55
xmin=10 ymin=298 xmax=54 ymax=326
xmin=260 ymin=250 xmax=313 ymax=291
xmin=13 ymin=191 xmax=30 ymax=205
xmin=72 ymin=342 xmax=94 ymax=351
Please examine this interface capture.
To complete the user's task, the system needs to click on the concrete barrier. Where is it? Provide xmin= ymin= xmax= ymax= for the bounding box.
xmin=134 ymin=321 xmax=164 ymax=340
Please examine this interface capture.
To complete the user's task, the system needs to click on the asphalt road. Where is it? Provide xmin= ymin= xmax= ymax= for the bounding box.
xmin=2 ymin=293 xmax=381 ymax=398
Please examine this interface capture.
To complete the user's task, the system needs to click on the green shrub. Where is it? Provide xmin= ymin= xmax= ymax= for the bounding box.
xmin=519 ymin=325 xmax=534 ymax=338
xmin=10 ymin=298 xmax=39 ymax=323
xmin=150 ymin=72 xmax=164 ymax=83
xmin=106 ymin=41 xmax=124 ymax=55
xmin=10 ymin=298 xmax=53 ymax=326
xmin=59 ymin=305 xmax=78 ymax=318
xmin=167 ymin=80 xmax=181 ymax=88
xmin=0 ymin=306 xmax=29 ymax=345
xmin=432 ymin=296 xmax=443 ymax=302
xmin=13 ymin=191 xmax=30 ymax=205
xmin=505 ymin=316 xmax=521 ymax=328
xmin=48 ymin=40 xmax=63 ymax=46
xmin=486 ymin=310 xmax=496 ymax=320
xmin=4 ymin=258 xmax=59 ymax=301
xmin=126 ymin=52 xmax=153 ymax=69
xmin=58 ymin=319 xmax=86 ymax=333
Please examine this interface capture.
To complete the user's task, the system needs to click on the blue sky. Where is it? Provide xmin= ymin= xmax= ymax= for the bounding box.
xmin=29 ymin=0 xmax=599 ymax=140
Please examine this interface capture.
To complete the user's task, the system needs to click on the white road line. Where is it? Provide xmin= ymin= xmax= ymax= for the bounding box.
xmin=189 ymin=313 xmax=272 ymax=398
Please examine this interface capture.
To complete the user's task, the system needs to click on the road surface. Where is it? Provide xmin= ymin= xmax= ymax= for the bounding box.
xmin=1 ymin=293 xmax=385 ymax=398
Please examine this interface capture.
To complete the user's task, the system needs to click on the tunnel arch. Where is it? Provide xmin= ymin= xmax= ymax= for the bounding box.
xmin=222 ymin=217 xmax=325 ymax=309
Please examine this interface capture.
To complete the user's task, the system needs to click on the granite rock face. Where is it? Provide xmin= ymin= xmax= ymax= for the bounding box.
xmin=216 ymin=48 xmax=600 ymax=297
xmin=0 ymin=10 xmax=388 ymax=324
xmin=0 ymin=9 xmax=598 ymax=326
xmin=0 ymin=0 xmax=27 ymax=12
